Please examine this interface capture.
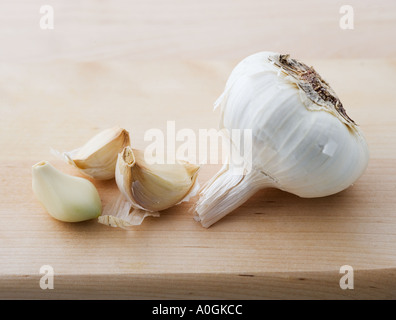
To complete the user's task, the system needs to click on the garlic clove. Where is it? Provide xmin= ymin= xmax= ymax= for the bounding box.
xmin=32 ymin=161 xmax=102 ymax=222
xmin=53 ymin=126 xmax=131 ymax=180
xmin=116 ymin=146 xmax=200 ymax=212
xmin=98 ymin=146 xmax=200 ymax=228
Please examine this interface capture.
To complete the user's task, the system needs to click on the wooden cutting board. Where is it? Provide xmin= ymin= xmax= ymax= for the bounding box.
xmin=1 ymin=59 xmax=396 ymax=299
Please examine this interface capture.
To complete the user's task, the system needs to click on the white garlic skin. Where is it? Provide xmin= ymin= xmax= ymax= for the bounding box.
xmin=217 ymin=51 xmax=369 ymax=198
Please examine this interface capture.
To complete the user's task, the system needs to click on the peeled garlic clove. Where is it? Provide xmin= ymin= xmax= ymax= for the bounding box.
xmin=116 ymin=146 xmax=200 ymax=212
xmin=194 ymin=51 xmax=369 ymax=228
xmin=32 ymin=161 xmax=102 ymax=222
xmin=53 ymin=126 xmax=130 ymax=180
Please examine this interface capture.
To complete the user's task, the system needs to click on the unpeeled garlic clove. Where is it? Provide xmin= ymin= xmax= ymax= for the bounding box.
xmin=53 ymin=126 xmax=131 ymax=180
xmin=98 ymin=146 xmax=200 ymax=229
xmin=32 ymin=161 xmax=102 ymax=222
xmin=116 ymin=146 xmax=200 ymax=212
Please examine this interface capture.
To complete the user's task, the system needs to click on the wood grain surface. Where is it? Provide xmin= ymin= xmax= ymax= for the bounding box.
xmin=0 ymin=0 xmax=396 ymax=299
xmin=0 ymin=0 xmax=395 ymax=62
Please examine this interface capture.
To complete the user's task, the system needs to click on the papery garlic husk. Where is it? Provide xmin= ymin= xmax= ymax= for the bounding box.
xmin=194 ymin=51 xmax=369 ymax=228
xmin=98 ymin=146 xmax=200 ymax=228
xmin=98 ymin=194 xmax=161 ymax=228
xmin=52 ymin=126 xmax=130 ymax=180
xmin=32 ymin=161 xmax=102 ymax=222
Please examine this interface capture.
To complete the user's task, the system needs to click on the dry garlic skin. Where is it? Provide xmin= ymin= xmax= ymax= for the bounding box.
xmin=32 ymin=161 xmax=102 ymax=222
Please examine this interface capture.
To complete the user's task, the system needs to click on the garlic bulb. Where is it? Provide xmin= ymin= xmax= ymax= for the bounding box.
xmin=52 ymin=126 xmax=130 ymax=180
xmin=194 ymin=52 xmax=369 ymax=228
xmin=32 ymin=161 xmax=102 ymax=222
xmin=98 ymin=146 xmax=200 ymax=228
